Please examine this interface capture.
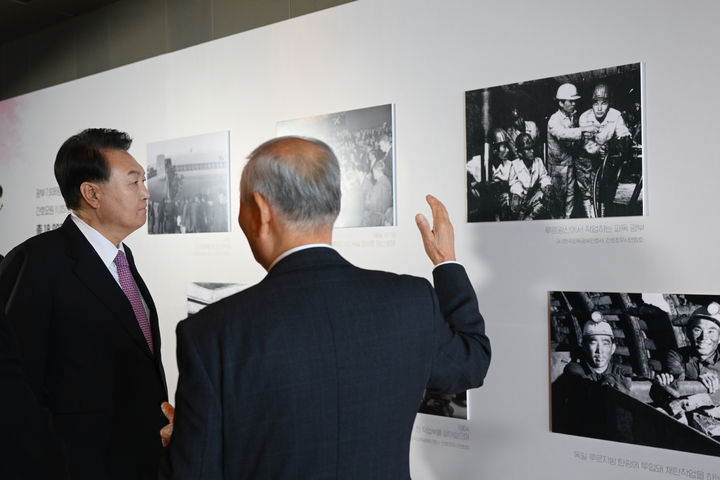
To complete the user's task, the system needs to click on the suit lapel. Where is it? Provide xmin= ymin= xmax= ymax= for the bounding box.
xmin=61 ymin=218 xmax=155 ymax=360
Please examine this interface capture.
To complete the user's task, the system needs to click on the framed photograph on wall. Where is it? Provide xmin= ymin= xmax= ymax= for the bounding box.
xmin=418 ymin=390 xmax=468 ymax=420
xmin=550 ymin=291 xmax=720 ymax=456
xmin=466 ymin=63 xmax=643 ymax=222
xmin=277 ymin=104 xmax=396 ymax=228
xmin=147 ymin=131 xmax=231 ymax=235
xmin=187 ymin=282 xmax=248 ymax=315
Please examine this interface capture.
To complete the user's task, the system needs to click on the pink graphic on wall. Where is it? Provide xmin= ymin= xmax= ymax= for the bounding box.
xmin=0 ymin=97 xmax=25 ymax=167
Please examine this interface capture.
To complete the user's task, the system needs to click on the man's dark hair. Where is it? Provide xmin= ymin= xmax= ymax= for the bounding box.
xmin=54 ymin=128 xmax=132 ymax=210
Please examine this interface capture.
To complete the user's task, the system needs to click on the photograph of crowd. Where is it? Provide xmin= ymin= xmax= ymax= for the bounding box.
xmin=277 ymin=104 xmax=395 ymax=228
xmin=550 ymin=291 xmax=720 ymax=457
xmin=466 ymin=63 xmax=643 ymax=222
xmin=187 ymin=282 xmax=248 ymax=315
xmin=147 ymin=131 xmax=231 ymax=234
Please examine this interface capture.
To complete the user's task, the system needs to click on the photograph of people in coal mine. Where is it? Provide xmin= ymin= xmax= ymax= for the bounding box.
xmin=466 ymin=63 xmax=643 ymax=222
xmin=550 ymin=291 xmax=720 ymax=457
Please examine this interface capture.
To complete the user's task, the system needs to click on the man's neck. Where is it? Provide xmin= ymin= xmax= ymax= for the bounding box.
xmin=73 ymin=209 xmax=125 ymax=247
xmin=261 ymin=228 xmax=332 ymax=271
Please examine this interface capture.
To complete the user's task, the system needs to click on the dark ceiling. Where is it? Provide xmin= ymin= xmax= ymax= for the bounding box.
xmin=0 ymin=0 xmax=120 ymax=44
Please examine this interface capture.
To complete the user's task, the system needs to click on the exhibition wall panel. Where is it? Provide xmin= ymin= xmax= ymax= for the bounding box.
xmin=1 ymin=1 xmax=719 ymax=478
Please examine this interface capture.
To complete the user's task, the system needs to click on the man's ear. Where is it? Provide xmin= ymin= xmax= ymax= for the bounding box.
xmin=252 ymin=191 xmax=273 ymax=234
xmin=610 ymin=343 xmax=617 ymax=356
xmin=79 ymin=182 xmax=101 ymax=209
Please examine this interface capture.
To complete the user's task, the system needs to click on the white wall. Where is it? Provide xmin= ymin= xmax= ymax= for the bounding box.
xmin=1 ymin=0 xmax=719 ymax=478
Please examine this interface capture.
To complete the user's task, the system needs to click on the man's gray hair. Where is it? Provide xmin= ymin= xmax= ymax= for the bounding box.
xmin=241 ymin=136 xmax=341 ymax=229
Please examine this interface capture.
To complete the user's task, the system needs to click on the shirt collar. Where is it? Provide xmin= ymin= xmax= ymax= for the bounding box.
xmin=268 ymin=244 xmax=334 ymax=271
xmin=558 ymin=109 xmax=575 ymax=121
xmin=70 ymin=212 xmax=125 ymax=268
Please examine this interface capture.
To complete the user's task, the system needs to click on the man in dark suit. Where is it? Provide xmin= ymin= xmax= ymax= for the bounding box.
xmin=161 ymin=136 xmax=491 ymax=479
xmin=0 ymin=129 xmax=168 ymax=479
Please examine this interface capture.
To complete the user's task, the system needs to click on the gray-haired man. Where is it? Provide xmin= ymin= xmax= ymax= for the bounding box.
xmin=161 ymin=136 xmax=491 ymax=479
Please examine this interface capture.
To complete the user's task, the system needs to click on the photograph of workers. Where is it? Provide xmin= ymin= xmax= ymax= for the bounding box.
xmin=147 ymin=131 xmax=231 ymax=234
xmin=466 ymin=63 xmax=643 ymax=222
xmin=550 ymin=291 xmax=720 ymax=457
xmin=277 ymin=104 xmax=395 ymax=228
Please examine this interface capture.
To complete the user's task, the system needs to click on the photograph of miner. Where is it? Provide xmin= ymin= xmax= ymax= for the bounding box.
xmin=466 ymin=63 xmax=643 ymax=222
xmin=550 ymin=291 xmax=720 ymax=457
xmin=277 ymin=104 xmax=395 ymax=228
xmin=147 ymin=131 xmax=231 ymax=234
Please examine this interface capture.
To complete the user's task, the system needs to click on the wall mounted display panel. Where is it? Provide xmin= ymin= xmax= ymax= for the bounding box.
xmin=466 ymin=63 xmax=643 ymax=222
xmin=188 ymin=282 xmax=249 ymax=315
xmin=550 ymin=291 xmax=720 ymax=457
xmin=277 ymin=104 xmax=395 ymax=228
xmin=2 ymin=0 xmax=720 ymax=479
xmin=147 ymin=131 xmax=231 ymax=235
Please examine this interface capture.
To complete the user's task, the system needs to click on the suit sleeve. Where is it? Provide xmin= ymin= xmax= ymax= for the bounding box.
xmin=161 ymin=319 xmax=223 ymax=480
xmin=426 ymin=263 xmax=491 ymax=393
xmin=0 ymin=247 xmax=67 ymax=477
xmin=0 ymin=245 xmax=54 ymax=405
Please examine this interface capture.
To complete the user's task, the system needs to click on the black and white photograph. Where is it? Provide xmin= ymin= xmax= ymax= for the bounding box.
xmin=418 ymin=391 xmax=468 ymax=420
xmin=187 ymin=282 xmax=248 ymax=315
xmin=550 ymin=291 xmax=720 ymax=457
xmin=147 ymin=131 xmax=231 ymax=234
xmin=277 ymin=104 xmax=395 ymax=228
xmin=466 ymin=63 xmax=643 ymax=222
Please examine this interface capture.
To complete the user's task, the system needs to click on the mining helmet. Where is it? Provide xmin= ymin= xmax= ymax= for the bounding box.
xmin=592 ymin=83 xmax=610 ymax=101
xmin=687 ymin=302 xmax=720 ymax=330
xmin=556 ymin=83 xmax=580 ymax=101
xmin=582 ymin=312 xmax=614 ymax=337
xmin=489 ymin=128 xmax=510 ymax=146
xmin=515 ymin=133 xmax=534 ymax=152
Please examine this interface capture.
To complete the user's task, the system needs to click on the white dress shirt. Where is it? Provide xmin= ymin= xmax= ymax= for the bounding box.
xmin=70 ymin=213 xmax=150 ymax=318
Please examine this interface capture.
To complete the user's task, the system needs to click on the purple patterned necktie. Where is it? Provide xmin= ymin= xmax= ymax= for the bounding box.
xmin=114 ymin=250 xmax=154 ymax=354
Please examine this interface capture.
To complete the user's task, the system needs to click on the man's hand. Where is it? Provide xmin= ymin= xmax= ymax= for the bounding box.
xmin=415 ymin=195 xmax=456 ymax=266
xmin=655 ymin=372 xmax=675 ymax=386
xmin=699 ymin=372 xmax=719 ymax=393
xmin=160 ymin=402 xmax=175 ymax=447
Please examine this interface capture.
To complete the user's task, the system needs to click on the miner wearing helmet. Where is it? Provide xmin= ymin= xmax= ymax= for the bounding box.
xmin=551 ymin=313 xmax=631 ymax=439
xmin=657 ymin=302 xmax=720 ymax=395
xmin=561 ymin=313 xmax=632 ymax=393
xmin=508 ymin=133 xmax=551 ymax=219
xmin=506 ymin=107 xmax=539 ymax=158
xmin=576 ymin=83 xmax=632 ymax=217
xmin=547 ymin=83 xmax=599 ymax=218
xmin=488 ymin=128 xmax=514 ymax=220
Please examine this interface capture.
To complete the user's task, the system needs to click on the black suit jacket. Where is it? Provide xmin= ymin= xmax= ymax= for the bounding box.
xmin=0 ymin=216 xmax=168 ymax=480
xmin=0 ymin=308 xmax=67 ymax=479
xmin=163 ymin=247 xmax=490 ymax=479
